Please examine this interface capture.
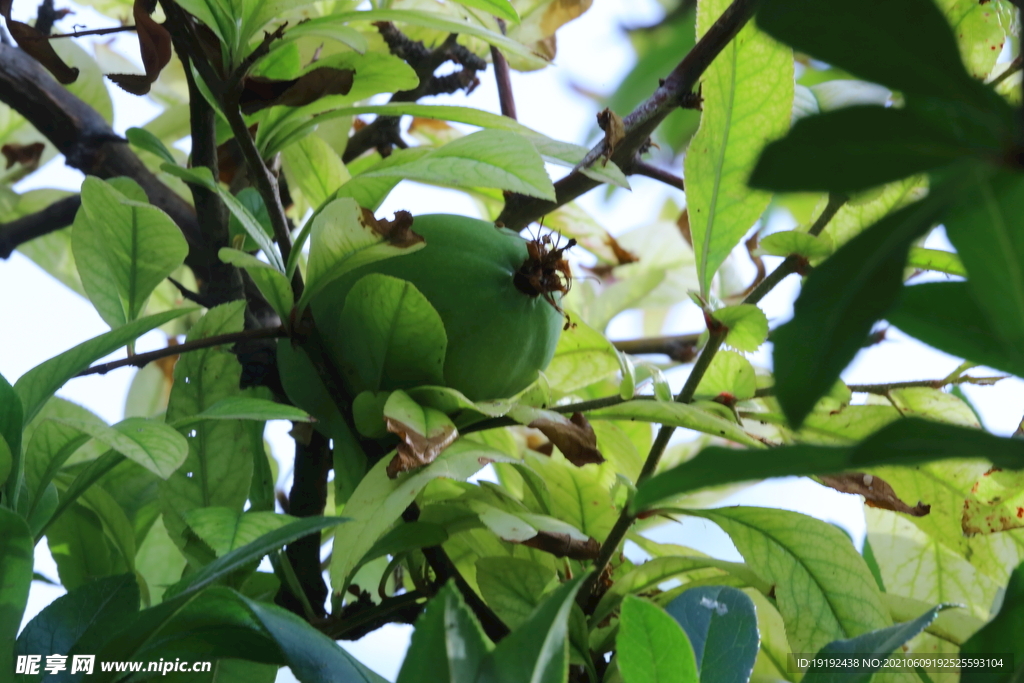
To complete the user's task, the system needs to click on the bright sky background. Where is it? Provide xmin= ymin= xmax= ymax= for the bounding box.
xmin=3 ymin=0 xmax=1024 ymax=679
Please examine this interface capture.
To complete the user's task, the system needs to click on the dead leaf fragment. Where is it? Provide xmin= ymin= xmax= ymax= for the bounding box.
xmin=385 ymin=416 xmax=458 ymax=478
xmin=819 ymin=472 xmax=930 ymax=517
xmin=595 ymin=108 xmax=625 ymax=165
xmin=529 ymin=412 xmax=604 ymax=467
xmin=106 ymin=0 xmax=171 ymax=95
xmin=1 ymin=142 xmax=45 ymax=170
xmin=1 ymin=0 xmax=79 ymax=84
xmin=239 ymin=67 xmax=355 ymax=115
xmin=363 ymin=209 xmax=422 ymax=248
xmin=520 ymin=530 xmax=601 ymax=560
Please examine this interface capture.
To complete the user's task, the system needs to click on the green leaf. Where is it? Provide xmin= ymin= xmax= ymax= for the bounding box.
xmin=242 ymin=596 xmax=390 ymax=683
xmin=76 ymin=482 xmax=138 ymax=572
xmin=14 ymin=307 xmax=194 ymax=425
xmin=126 ymin=127 xmax=176 ymax=164
xmin=759 ymin=231 xmax=834 ymax=259
xmin=329 ymin=439 xmax=507 ymax=590
xmin=591 ymin=555 xmax=768 ymax=627
xmin=227 ymin=188 xmax=274 ymax=253
xmin=756 ymin=0 xmax=982 ymax=103
xmin=771 ymin=183 xmax=951 ymax=427
xmin=542 ymin=315 xmax=620 ymax=393
xmin=397 ymin=582 xmax=491 ymax=683
xmin=218 ymin=247 xmax=294 ymax=321
xmin=161 ymin=302 xmax=262 ymax=551
xmin=941 ymin=168 xmax=1024 ymax=351
xmin=47 ymin=502 xmax=124 ymax=591
xmin=71 ymin=177 xmax=189 ymax=328
xmin=15 ymin=573 xmax=139 ymax=682
xmin=298 ymin=197 xmax=425 ymax=305
xmin=0 ymin=372 xmax=23 ymax=502
xmin=477 ymin=576 xmax=585 ymax=683
xmin=585 ymin=400 xmax=764 ymax=449
xmin=172 ymin=396 xmax=312 ymax=427
xmin=804 ymin=605 xmax=953 ymax=683
xmin=685 ymin=507 xmax=890 ymax=653
xmin=280 ymin=134 xmax=349 ymax=211
xmin=519 ymin=451 xmax=618 ymax=541
xmin=476 ymin=557 xmax=557 ymax=630
xmin=715 ymin=304 xmax=768 ymax=352
xmin=0 ymin=508 xmax=33 ymax=678
xmin=683 ymin=0 xmax=792 ymax=296
xmin=961 ymin=561 xmax=1024 ymax=679
xmin=452 ymin=0 xmax=518 ymax=23
xmin=887 ymin=282 xmax=1024 ymax=378
xmin=162 ymin=165 xmax=285 ymax=272
xmin=184 ymin=508 xmax=295 ymax=557
xmin=694 ymin=350 xmax=756 ymax=401
xmin=360 ymin=130 xmax=555 ymax=201
xmin=166 ymin=516 xmax=344 ymax=598
xmin=634 ymin=418 xmax=1024 ymax=512
xmin=335 ymin=274 xmax=448 ymax=392
xmin=906 ymin=247 xmax=966 ymax=277
xmin=49 ymin=416 xmax=188 ymax=479
xmin=617 ymin=595 xmax=699 ymax=683
xmin=938 ymin=0 xmax=1014 ymax=80
xmin=23 ymin=398 xmax=106 ymax=511
xmin=750 ymin=106 xmax=1006 ymax=194
xmin=663 ymin=586 xmax=759 ymax=683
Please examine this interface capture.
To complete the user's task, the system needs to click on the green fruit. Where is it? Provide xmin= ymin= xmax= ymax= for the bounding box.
xmin=312 ymin=214 xmax=568 ymax=401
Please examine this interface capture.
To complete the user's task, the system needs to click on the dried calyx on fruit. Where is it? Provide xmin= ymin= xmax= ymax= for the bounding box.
xmin=312 ymin=213 xmax=574 ymax=401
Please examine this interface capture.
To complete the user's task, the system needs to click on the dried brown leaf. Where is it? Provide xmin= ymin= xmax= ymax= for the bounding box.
xmin=520 ymin=530 xmax=600 ymax=560
xmin=385 ymin=417 xmax=458 ymax=478
xmin=239 ymin=67 xmax=355 ymax=115
xmin=4 ymin=20 xmax=79 ymax=84
xmin=1 ymin=141 xmax=45 ymax=170
xmin=105 ymin=0 xmax=172 ymax=95
xmin=596 ymin=108 xmax=625 ymax=164
xmin=819 ymin=472 xmax=930 ymax=517
xmin=529 ymin=412 xmax=604 ymax=467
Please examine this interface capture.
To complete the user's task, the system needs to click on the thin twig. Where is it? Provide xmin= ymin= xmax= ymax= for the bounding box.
xmin=0 ymin=194 xmax=80 ymax=258
xmin=491 ymin=19 xmax=517 ymax=120
xmin=753 ymin=375 xmax=1007 ymax=397
xmin=497 ymin=0 xmax=760 ymax=229
xmin=988 ymin=54 xmax=1023 ymax=88
xmin=612 ymin=333 xmax=700 ymax=361
xmin=76 ymin=326 xmax=287 ymax=376
xmin=45 ymin=25 xmax=138 ymax=39
xmin=631 ymin=160 xmax=684 ymax=191
xmin=744 ymin=193 xmax=848 ymax=304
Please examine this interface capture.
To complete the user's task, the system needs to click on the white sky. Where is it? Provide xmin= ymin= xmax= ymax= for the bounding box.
xmin=3 ymin=0 xmax=1023 ymax=680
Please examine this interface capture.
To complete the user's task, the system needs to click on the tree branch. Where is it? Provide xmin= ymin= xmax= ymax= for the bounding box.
xmin=342 ymin=24 xmax=486 ymax=163
xmin=0 ymin=194 xmax=80 ymax=258
xmin=497 ymin=0 xmax=760 ymax=229
xmin=46 ymin=25 xmax=138 ymax=39
xmin=0 ymin=41 xmax=203 ymax=256
xmin=611 ymin=333 xmax=700 ymax=361
xmin=75 ymin=326 xmax=287 ymax=377
xmin=629 ymin=159 xmax=685 ymax=191
xmin=752 ymin=375 xmax=1007 ymax=397
xmin=491 ymin=19 xmax=517 ymax=120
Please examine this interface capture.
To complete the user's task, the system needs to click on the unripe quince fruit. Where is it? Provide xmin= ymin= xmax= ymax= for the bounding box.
xmin=311 ymin=214 xmax=572 ymax=401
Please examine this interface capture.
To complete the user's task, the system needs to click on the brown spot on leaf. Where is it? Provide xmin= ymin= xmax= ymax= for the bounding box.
xmin=1 ymin=142 xmax=45 ymax=170
xmin=385 ymin=416 xmax=457 ymax=479
xmin=677 ymin=209 xmax=693 ymax=247
xmin=819 ymin=472 xmax=930 ymax=517
xmin=529 ymin=412 xmax=604 ymax=466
